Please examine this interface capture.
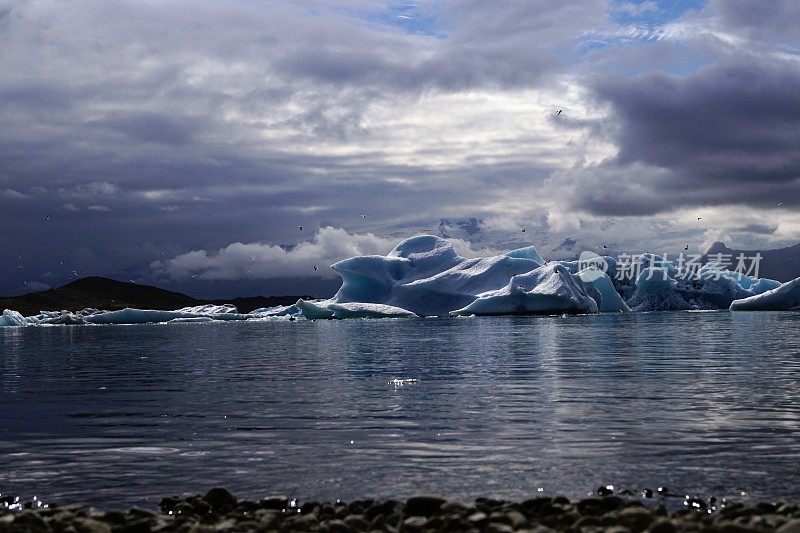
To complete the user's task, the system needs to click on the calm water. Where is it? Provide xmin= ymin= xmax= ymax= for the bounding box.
xmin=2 ymin=312 xmax=800 ymax=508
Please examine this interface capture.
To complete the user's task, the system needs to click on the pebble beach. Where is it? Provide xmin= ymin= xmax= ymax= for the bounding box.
xmin=3 ymin=488 xmax=800 ymax=532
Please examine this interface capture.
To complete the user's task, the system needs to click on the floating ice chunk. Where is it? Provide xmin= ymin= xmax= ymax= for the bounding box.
xmin=328 ymin=302 xmax=418 ymax=319
xmin=176 ymin=304 xmax=239 ymax=315
xmin=505 ymin=246 xmax=545 ymax=265
xmin=749 ymin=278 xmax=782 ymax=295
xmin=667 ymin=266 xmax=740 ymax=310
xmin=0 ymin=309 xmax=29 ymax=327
xmin=248 ymin=304 xmax=301 ymax=316
xmin=296 ymin=299 xmax=336 ymax=320
xmin=577 ymin=266 xmax=629 ymax=313
xmin=388 ymin=378 xmax=419 ymax=386
xmin=730 ymin=277 xmax=800 ymax=311
xmin=39 ymin=311 xmax=87 ymax=325
xmin=627 ymin=267 xmax=693 ymax=312
xmin=451 ymin=263 xmax=598 ymax=316
xmin=85 ymin=308 xmax=196 ymax=324
xmin=84 ymin=306 xmax=250 ymax=324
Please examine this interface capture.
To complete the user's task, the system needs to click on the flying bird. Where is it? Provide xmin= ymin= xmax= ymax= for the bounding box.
xmin=521 ymin=227 xmax=527 ymax=233
xmin=360 ymin=214 xmax=367 ymax=218
xmin=697 ymin=217 xmax=702 ymax=221
xmin=684 ymin=245 xmax=689 ymax=251
xmin=313 ymin=266 xmax=318 ymax=271
xmin=298 ymin=226 xmax=303 ymax=231
xmin=43 ymin=213 xmax=52 ymax=221
xmin=778 ymin=202 xmax=784 ymax=207
xmin=556 ymin=109 xmax=563 ymax=115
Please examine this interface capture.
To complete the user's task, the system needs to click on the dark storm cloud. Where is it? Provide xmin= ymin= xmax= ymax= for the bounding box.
xmin=734 ymin=224 xmax=778 ymax=235
xmin=91 ymin=112 xmax=198 ymax=146
xmin=713 ymin=0 xmax=800 ymax=41
xmin=569 ymin=57 xmax=800 ymax=216
xmin=275 ymin=0 xmax=608 ymax=91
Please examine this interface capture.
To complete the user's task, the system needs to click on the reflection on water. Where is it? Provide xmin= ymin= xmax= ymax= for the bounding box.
xmin=2 ymin=312 xmax=800 ymax=508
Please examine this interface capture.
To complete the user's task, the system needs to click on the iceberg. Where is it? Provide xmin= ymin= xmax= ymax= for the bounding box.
xmin=328 ymin=302 xmax=418 ymax=319
xmin=83 ymin=305 xmax=252 ymax=325
xmin=3 ymin=233 xmax=800 ymax=325
xmin=627 ymin=268 xmax=694 ymax=312
xmin=0 ymin=310 xmax=29 ymax=327
xmin=577 ymin=266 xmax=630 ymax=313
xmin=729 ymin=277 xmax=800 ymax=311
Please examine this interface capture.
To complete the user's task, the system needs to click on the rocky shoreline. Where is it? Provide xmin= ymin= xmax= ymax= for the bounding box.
xmin=3 ymin=488 xmax=800 ymax=532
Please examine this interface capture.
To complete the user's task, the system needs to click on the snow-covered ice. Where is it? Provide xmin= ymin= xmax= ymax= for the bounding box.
xmin=3 ymin=234 xmax=800 ymax=326
xmin=729 ymin=277 xmax=800 ymax=311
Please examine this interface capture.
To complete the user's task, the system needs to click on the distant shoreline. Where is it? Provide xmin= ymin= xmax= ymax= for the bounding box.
xmin=0 ymin=276 xmax=310 ymax=316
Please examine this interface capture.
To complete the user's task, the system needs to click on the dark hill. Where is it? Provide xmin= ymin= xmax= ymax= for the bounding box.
xmin=0 ymin=277 xmax=309 ymax=316
xmin=704 ymin=242 xmax=800 ymax=282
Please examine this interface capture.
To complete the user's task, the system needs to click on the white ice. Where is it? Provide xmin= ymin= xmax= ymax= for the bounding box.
xmin=729 ymin=277 xmax=800 ymax=311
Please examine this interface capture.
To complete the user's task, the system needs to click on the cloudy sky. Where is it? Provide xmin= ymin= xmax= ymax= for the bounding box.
xmin=2 ymin=0 xmax=799 ymax=297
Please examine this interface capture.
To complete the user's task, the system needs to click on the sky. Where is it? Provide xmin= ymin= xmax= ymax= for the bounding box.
xmin=1 ymin=0 xmax=799 ymax=297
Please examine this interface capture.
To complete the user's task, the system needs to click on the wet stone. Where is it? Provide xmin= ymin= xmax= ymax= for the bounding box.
xmin=201 ymin=489 xmax=236 ymax=510
xmin=401 ymin=515 xmax=427 ymax=530
xmin=322 ymin=519 xmax=351 ymax=533
xmin=778 ymin=519 xmax=800 ymax=533
xmin=618 ymin=507 xmax=655 ymax=533
xmin=343 ymin=514 xmax=369 ymax=532
xmin=259 ymin=496 xmax=288 ymax=511
xmin=648 ymin=518 xmax=678 ymax=533
xmin=405 ymin=496 xmax=447 ymax=517
xmin=7 ymin=511 xmax=50 ymax=533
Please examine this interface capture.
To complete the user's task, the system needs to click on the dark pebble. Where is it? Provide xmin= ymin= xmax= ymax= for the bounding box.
xmin=598 ymin=485 xmax=615 ymax=496
xmin=405 ymin=495 xmax=447 ymax=517
xmin=3 ymin=488 xmax=800 ymax=533
xmin=648 ymin=518 xmax=678 ymax=533
xmin=202 ymin=488 xmax=237 ymax=510
xmin=260 ymin=495 xmax=289 ymax=510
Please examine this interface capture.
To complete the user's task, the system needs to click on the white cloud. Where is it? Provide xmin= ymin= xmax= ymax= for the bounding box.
xmin=151 ymin=226 xmax=498 ymax=281
xmin=0 ymin=188 xmax=28 ymax=199
xmin=151 ymin=226 xmax=398 ymax=281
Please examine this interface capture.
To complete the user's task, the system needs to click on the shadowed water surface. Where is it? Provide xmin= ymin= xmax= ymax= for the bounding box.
xmin=2 ymin=312 xmax=800 ymax=507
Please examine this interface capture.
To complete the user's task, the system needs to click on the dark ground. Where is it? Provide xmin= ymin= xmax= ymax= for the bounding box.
xmin=0 ymin=277 xmax=309 ymax=316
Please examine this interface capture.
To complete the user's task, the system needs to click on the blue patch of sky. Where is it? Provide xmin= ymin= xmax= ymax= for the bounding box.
xmin=571 ymin=0 xmax=711 ymax=75
xmin=375 ymin=2 xmax=446 ymax=37
xmin=323 ymin=1 xmax=447 ymax=38
xmin=610 ymin=0 xmax=707 ymax=27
